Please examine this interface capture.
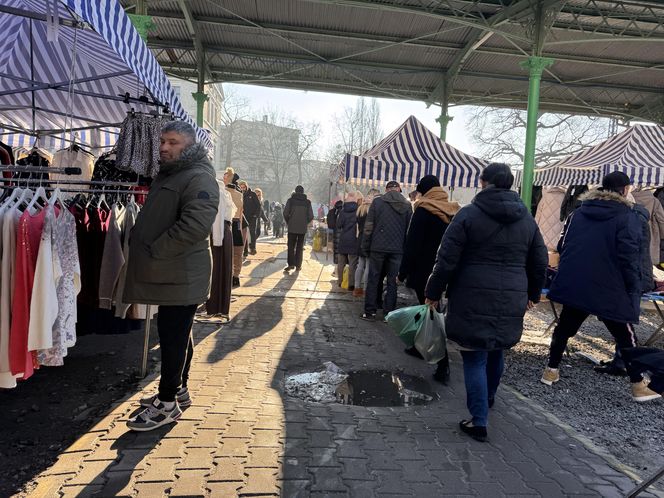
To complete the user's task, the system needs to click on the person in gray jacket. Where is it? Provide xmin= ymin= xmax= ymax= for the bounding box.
xmin=361 ymin=181 xmax=412 ymax=320
xmin=124 ymin=121 xmax=219 ymax=432
xmin=283 ymin=185 xmax=314 ymax=272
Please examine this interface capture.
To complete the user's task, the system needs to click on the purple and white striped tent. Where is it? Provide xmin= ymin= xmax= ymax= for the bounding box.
xmin=515 ymin=125 xmax=664 ymax=187
xmin=0 ymin=0 xmax=210 ymax=151
xmin=341 ymin=116 xmax=489 ymax=188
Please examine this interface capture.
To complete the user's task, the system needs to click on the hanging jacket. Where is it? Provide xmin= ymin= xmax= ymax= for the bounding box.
xmin=283 ymin=192 xmax=314 ymax=235
xmin=361 ymin=191 xmax=412 ymax=255
xmin=336 ymin=201 xmax=359 ymax=255
xmin=124 ymin=142 xmax=220 ymax=306
xmin=425 ymin=187 xmax=548 ymax=351
xmin=549 ymin=189 xmax=643 ymax=323
xmin=535 ymin=187 xmax=566 ymax=251
xmin=632 ymin=189 xmax=664 ymax=265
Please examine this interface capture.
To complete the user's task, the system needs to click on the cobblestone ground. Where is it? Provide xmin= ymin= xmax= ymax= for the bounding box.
xmin=22 ymin=240 xmax=660 ymax=497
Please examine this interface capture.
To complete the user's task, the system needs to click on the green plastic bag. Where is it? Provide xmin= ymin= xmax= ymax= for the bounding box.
xmin=385 ymin=304 xmax=428 ymax=347
xmin=414 ymin=307 xmax=447 ymax=364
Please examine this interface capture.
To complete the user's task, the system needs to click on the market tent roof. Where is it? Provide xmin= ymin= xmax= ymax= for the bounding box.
xmin=515 ymin=125 xmax=664 ymax=187
xmin=0 ymin=0 xmax=210 ymax=149
xmin=128 ymin=0 xmax=664 ymax=124
xmin=342 ymin=116 xmax=489 ymax=188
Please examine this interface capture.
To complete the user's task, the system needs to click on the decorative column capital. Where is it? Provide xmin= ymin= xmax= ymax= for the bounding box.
xmin=127 ymin=14 xmax=155 ymax=42
xmin=192 ymin=92 xmax=209 ymax=104
xmin=436 ymin=114 xmax=454 ymax=126
xmin=520 ymin=56 xmax=555 ymax=78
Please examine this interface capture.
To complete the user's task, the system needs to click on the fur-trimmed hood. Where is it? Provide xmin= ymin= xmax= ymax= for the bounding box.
xmin=577 ymin=188 xmax=633 ymax=222
xmin=579 ymin=188 xmax=633 ymax=207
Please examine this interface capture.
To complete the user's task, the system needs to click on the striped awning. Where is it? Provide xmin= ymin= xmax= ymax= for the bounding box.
xmin=342 ymin=116 xmax=489 ymax=188
xmin=0 ymin=0 xmax=210 ymax=150
xmin=515 ymin=125 xmax=664 ymax=187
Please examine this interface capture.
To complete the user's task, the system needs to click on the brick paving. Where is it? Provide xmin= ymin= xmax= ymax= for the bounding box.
xmin=22 ymin=240 xmax=660 ymax=497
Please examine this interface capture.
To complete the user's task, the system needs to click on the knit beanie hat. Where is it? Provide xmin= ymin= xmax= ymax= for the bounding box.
xmin=416 ymin=175 xmax=441 ymax=195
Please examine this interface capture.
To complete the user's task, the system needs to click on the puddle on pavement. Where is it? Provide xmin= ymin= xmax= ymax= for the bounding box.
xmin=335 ymin=370 xmax=437 ymax=407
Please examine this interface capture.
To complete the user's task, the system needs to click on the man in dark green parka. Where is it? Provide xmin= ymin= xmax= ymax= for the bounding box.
xmin=125 ymin=121 xmax=219 ymax=432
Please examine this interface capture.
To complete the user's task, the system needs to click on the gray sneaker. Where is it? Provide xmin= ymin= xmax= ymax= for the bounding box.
xmin=127 ymin=398 xmax=182 ymax=432
xmin=140 ymin=387 xmax=191 ymax=408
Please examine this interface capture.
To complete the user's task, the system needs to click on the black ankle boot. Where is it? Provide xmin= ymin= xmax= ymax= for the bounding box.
xmin=459 ymin=420 xmax=487 ymax=442
xmin=433 ymin=355 xmax=450 ymax=385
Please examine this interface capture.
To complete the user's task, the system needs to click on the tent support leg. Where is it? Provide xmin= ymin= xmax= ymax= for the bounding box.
xmin=140 ymin=305 xmax=152 ymax=378
xmin=520 ymin=55 xmax=553 ymax=211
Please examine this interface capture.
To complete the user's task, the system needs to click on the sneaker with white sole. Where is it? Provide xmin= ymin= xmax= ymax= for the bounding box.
xmin=140 ymin=387 xmax=191 ymax=408
xmin=127 ymin=398 xmax=182 ymax=432
xmin=631 ymin=379 xmax=662 ymax=402
xmin=540 ymin=367 xmax=560 ymax=386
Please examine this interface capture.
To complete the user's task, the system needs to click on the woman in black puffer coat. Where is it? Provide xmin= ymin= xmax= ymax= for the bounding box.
xmin=425 ymin=163 xmax=548 ymax=442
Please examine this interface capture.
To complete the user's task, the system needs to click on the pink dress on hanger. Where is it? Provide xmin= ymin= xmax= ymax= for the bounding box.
xmin=9 ymin=207 xmax=50 ymax=379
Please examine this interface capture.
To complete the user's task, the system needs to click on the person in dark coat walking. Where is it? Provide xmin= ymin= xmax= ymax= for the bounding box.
xmin=283 ymin=185 xmax=314 ymax=272
xmin=272 ymin=203 xmax=285 ymax=238
xmin=425 ymin=163 xmax=548 ymax=442
xmin=240 ymin=182 xmax=262 ymax=256
xmin=327 ymin=199 xmax=343 ymax=269
xmin=362 ymin=181 xmax=412 ymax=320
xmin=336 ymin=192 xmax=361 ymax=289
xmin=541 ymin=172 xmax=658 ymax=403
xmin=398 ymin=175 xmax=460 ymax=383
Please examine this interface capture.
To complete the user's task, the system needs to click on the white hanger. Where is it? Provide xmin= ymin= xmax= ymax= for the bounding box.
xmin=15 ymin=187 xmax=34 ymax=209
xmin=0 ymin=187 xmax=22 ymax=208
xmin=48 ymin=187 xmax=61 ymax=207
xmin=26 ymin=186 xmax=48 ymax=212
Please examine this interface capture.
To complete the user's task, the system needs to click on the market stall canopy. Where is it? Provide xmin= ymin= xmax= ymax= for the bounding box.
xmin=514 ymin=125 xmax=664 ymax=187
xmin=0 ymin=0 xmax=210 ymax=149
xmin=342 ymin=116 xmax=489 ymax=188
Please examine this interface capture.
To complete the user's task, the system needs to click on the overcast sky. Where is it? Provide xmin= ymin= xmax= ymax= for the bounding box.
xmin=224 ymin=83 xmax=475 ymax=159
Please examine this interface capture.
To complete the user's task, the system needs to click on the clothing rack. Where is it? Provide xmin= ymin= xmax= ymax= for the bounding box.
xmin=0 ymin=178 xmax=141 ymax=188
xmin=0 ymin=165 xmax=82 ymax=175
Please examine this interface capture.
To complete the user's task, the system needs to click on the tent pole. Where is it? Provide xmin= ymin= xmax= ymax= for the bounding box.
xmin=140 ymin=305 xmax=152 ymax=378
xmin=520 ymin=56 xmax=553 ymax=211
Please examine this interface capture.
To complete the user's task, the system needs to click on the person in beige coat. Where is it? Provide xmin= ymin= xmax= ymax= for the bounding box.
xmin=632 ymin=189 xmax=664 ymax=265
xmin=124 ymin=121 xmax=219 ymax=432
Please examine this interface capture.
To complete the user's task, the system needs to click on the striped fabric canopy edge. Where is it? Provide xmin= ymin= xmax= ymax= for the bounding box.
xmin=514 ymin=125 xmax=664 ymax=187
xmin=342 ymin=116 xmax=489 ymax=188
xmin=0 ymin=0 xmax=211 ymax=151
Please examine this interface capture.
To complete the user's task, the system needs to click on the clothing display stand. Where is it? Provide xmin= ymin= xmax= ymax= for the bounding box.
xmin=0 ymin=171 xmax=150 ymax=376
xmin=140 ymin=306 xmax=152 ymax=378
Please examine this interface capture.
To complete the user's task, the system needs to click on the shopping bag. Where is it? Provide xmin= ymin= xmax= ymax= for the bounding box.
xmin=313 ymin=231 xmax=322 ymax=252
xmin=341 ymin=266 xmax=349 ymax=289
xmin=385 ymin=304 xmax=428 ymax=347
xmin=414 ymin=307 xmax=447 ymax=364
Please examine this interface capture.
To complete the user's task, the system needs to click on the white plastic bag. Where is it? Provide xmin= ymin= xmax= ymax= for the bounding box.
xmin=414 ymin=307 xmax=447 ymax=364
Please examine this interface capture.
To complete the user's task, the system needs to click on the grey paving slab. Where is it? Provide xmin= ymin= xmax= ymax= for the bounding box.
xmin=21 ymin=241 xmax=660 ymax=497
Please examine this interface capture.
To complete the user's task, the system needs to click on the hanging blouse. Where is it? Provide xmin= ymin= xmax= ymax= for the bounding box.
xmin=0 ymin=204 xmax=19 ymax=388
xmin=9 ymin=206 xmax=47 ymax=379
xmin=38 ymin=208 xmax=81 ymax=366
xmin=115 ymin=114 xmax=161 ymax=177
xmin=51 ymin=149 xmax=95 ymax=188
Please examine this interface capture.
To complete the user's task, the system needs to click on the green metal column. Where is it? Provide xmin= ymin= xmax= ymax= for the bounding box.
xmin=192 ymin=53 xmax=208 ymax=127
xmin=435 ymin=77 xmax=453 ymax=141
xmin=520 ymin=55 xmax=553 ymax=210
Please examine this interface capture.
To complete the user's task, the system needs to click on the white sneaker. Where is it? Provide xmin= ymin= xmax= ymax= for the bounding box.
xmin=127 ymin=398 xmax=182 ymax=432
xmin=540 ymin=367 xmax=560 ymax=386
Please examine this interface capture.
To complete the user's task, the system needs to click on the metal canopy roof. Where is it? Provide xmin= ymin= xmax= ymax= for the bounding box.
xmin=127 ymin=0 xmax=664 ymax=123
